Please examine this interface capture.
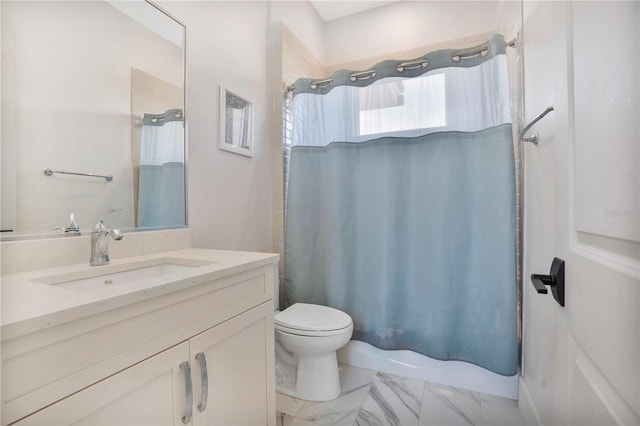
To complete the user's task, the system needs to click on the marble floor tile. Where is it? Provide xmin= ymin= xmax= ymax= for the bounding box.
xmin=419 ymin=383 xmax=483 ymax=426
xmin=294 ymin=387 xmax=371 ymax=426
xmin=338 ymin=364 xmax=378 ymax=393
xmin=277 ymin=392 xmax=306 ymax=417
xmin=294 ymin=365 xmax=376 ymax=426
xmin=479 ymin=393 xmax=523 ymax=426
xmin=277 ymin=363 xmax=524 ymax=426
xmin=355 ymin=372 xmax=425 ymax=426
xmin=277 ymin=412 xmax=321 ymax=426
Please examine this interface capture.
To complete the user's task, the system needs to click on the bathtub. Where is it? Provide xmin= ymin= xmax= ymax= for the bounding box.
xmin=337 ymin=340 xmax=518 ymax=400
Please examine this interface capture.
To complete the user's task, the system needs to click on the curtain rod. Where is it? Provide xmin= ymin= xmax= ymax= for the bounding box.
xmin=284 ymin=35 xmax=518 ymax=94
xmin=142 ymin=108 xmax=184 ymax=126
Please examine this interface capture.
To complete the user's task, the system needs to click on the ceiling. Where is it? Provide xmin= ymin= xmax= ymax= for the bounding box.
xmin=310 ymin=1 xmax=400 ymax=21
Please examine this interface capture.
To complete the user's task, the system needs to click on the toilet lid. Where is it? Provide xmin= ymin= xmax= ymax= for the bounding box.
xmin=275 ymin=303 xmax=352 ymax=332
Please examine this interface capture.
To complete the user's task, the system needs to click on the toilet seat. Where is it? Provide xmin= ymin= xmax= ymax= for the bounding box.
xmin=275 ymin=322 xmax=352 ymax=337
xmin=275 ymin=303 xmax=353 ymax=337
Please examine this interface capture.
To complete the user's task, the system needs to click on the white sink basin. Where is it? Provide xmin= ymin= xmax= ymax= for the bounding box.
xmin=32 ymin=257 xmax=214 ymax=292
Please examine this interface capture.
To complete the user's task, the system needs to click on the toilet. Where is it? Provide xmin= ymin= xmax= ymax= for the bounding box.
xmin=273 ymin=267 xmax=353 ymax=401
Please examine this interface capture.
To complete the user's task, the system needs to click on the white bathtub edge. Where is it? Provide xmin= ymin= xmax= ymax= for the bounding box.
xmin=337 ymin=340 xmax=518 ymax=400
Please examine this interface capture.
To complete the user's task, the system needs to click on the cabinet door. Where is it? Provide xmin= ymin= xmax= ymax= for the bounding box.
xmin=190 ymin=302 xmax=275 ymax=426
xmin=14 ymin=342 xmax=191 ymax=426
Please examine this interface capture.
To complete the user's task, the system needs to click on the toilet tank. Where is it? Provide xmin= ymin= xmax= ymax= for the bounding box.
xmin=273 ymin=262 xmax=280 ymax=311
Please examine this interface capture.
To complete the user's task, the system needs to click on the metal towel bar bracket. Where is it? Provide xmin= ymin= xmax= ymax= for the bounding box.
xmin=44 ymin=168 xmax=113 ymax=182
xmin=519 ymin=106 xmax=554 ymax=145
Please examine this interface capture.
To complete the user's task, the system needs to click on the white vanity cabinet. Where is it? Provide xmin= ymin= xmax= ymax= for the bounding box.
xmin=13 ymin=303 xmax=274 ymax=426
xmin=14 ymin=342 xmax=191 ymax=425
xmin=1 ymin=250 xmax=278 ymax=426
xmin=190 ymin=302 xmax=273 ymax=426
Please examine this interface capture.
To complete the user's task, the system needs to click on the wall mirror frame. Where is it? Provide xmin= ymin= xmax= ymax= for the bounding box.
xmin=0 ymin=0 xmax=187 ymax=241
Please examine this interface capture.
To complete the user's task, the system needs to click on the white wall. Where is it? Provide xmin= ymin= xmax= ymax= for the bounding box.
xmin=1 ymin=1 xmax=182 ymax=234
xmin=496 ymin=1 xmax=525 ymax=407
xmin=519 ymin=3 xmax=557 ymax=423
xmin=323 ymin=1 xmax=499 ymax=67
xmin=158 ymin=1 xmax=273 ymax=253
xmin=269 ymin=1 xmax=325 ymax=65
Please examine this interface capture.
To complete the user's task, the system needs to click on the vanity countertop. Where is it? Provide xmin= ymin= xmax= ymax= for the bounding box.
xmin=1 ymin=248 xmax=279 ymax=340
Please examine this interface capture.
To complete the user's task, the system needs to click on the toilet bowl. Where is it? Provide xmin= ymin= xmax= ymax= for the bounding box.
xmin=275 ymin=303 xmax=353 ymax=401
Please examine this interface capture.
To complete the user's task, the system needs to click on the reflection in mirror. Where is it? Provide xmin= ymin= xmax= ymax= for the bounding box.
xmin=0 ymin=0 xmax=186 ymax=239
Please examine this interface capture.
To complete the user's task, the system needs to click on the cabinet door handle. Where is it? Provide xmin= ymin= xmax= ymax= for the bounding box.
xmin=180 ymin=361 xmax=193 ymax=424
xmin=195 ymin=352 xmax=209 ymax=412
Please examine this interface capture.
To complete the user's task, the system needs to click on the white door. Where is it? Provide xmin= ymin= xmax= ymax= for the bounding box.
xmin=521 ymin=1 xmax=639 ymax=425
xmin=14 ymin=342 xmax=191 ymax=426
xmin=189 ymin=302 xmax=276 ymax=426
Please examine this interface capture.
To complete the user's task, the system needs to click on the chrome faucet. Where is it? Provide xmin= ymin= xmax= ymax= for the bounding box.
xmin=54 ymin=210 xmax=81 ymax=235
xmin=90 ymin=209 xmax=124 ymax=266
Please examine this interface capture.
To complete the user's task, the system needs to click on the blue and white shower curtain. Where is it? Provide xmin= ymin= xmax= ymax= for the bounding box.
xmin=284 ymin=35 xmax=517 ymax=376
xmin=137 ymin=112 xmax=185 ymax=228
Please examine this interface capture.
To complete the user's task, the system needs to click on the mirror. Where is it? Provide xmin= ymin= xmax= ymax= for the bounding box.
xmin=1 ymin=0 xmax=186 ymax=239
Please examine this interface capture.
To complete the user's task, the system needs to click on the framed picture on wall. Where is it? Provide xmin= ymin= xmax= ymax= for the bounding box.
xmin=219 ymin=85 xmax=253 ymax=157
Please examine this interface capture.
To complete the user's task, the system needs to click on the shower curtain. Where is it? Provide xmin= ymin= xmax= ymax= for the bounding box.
xmin=284 ymin=35 xmax=517 ymax=376
xmin=137 ymin=109 xmax=185 ymax=228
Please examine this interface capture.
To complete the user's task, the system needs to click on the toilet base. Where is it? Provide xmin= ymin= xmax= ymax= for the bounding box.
xmin=295 ymin=352 xmax=341 ymax=401
xmin=275 ymin=340 xmax=297 ymax=397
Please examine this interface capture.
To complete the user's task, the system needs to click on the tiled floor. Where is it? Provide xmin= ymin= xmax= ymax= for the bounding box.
xmin=276 ymin=364 xmax=523 ymax=426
